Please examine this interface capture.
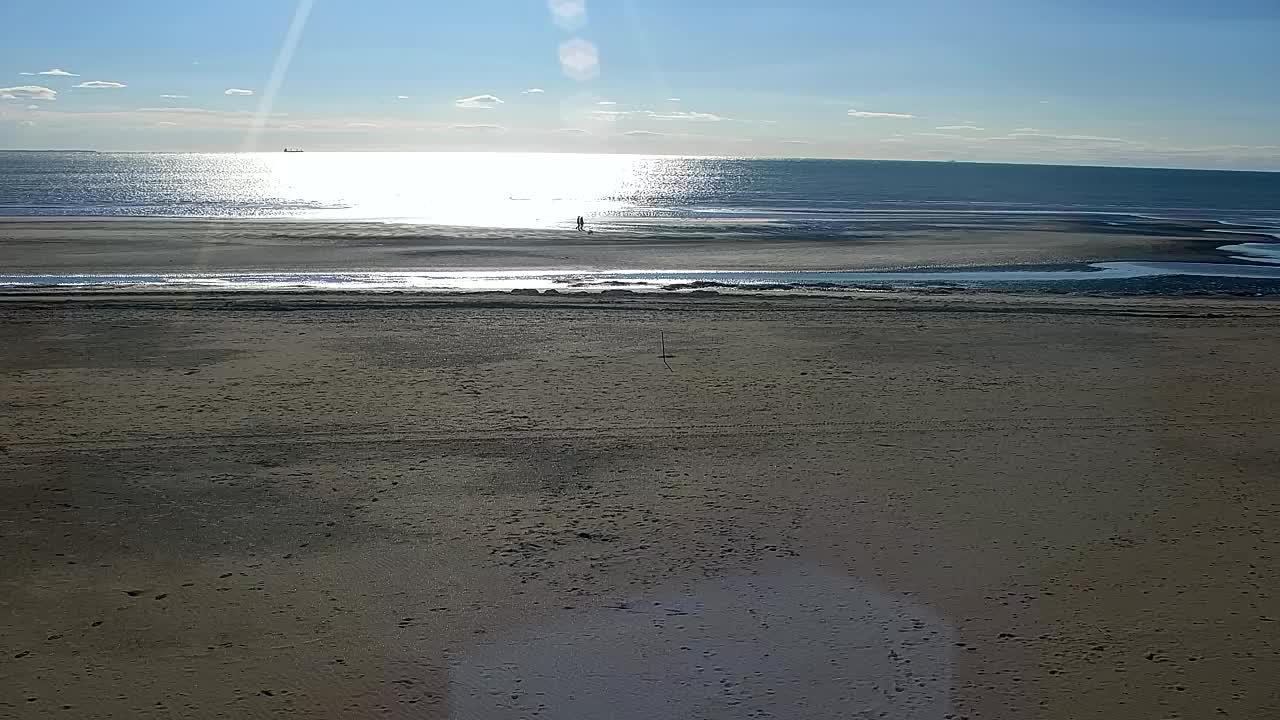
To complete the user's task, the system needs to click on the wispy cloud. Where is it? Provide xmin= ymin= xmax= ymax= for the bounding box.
xmin=1150 ymin=143 xmax=1280 ymax=157
xmin=138 ymin=107 xmax=238 ymax=113
xmin=914 ymin=132 xmax=970 ymax=140
xmin=936 ymin=125 xmax=983 ymax=131
xmin=597 ymin=101 xmax=617 ymax=106
xmin=454 ymin=94 xmax=504 ymax=109
xmin=667 ymin=97 xmax=681 ymax=102
xmin=155 ymin=121 xmax=179 ymax=127
xmin=906 ymin=128 xmax=1140 ymax=149
xmin=1013 ymin=127 xmax=1040 ymax=132
xmin=160 ymin=94 xmax=189 ymax=99
xmin=548 ymin=0 xmax=586 ymax=30
xmin=782 ymin=139 xmax=814 ymax=145
xmin=25 ymin=107 xmax=422 ymax=134
xmin=848 ymin=109 xmax=915 ymax=119
xmin=124 ymin=107 xmax=279 ymax=127
xmin=623 ymin=130 xmax=665 ymax=137
xmin=74 ymin=80 xmax=127 ymax=89
xmin=450 ymin=123 xmax=505 ymax=132
xmin=555 ymin=127 xmax=591 ymax=134
xmin=136 ymin=107 xmax=278 ymax=116
xmin=132 ymin=106 xmax=283 ymax=121
xmin=396 ymin=95 xmax=410 ymax=100
xmin=0 ymin=85 xmax=58 ymax=101
xmin=590 ymin=110 xmax=627 ymax=122
xmin=592 ymin=109 xmax=729 ymax=122
xmin=347 ymin=122 xmax=380 ymax=128
xmin=995 ymin=130 xmax=1136 ymax=145
xmin=18 ymin=120 xmax=36 ymax=127
xmin=646 ymin=110 xmax=726 ymax=122
xmin=36 ymin=68 xmax=79 ymax=77
xmin=224 ymin=88 xmax=254 ymax=96
xmin=522 ymin=88 xmax=545 ymax=94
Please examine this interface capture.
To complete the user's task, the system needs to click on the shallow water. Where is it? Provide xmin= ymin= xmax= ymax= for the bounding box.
xmin=7 ymin=254 xmax=1280 ymax=294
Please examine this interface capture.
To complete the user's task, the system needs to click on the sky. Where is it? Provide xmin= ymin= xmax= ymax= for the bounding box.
xmin=1 ymin=0 xmax=1278 ymax=169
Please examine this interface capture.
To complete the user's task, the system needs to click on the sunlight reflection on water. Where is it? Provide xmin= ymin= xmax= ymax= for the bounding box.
xmin=7 ymin=260 xmax=1280 ymax=293
xmin=191 ymin=152 xmax=690 ymax=226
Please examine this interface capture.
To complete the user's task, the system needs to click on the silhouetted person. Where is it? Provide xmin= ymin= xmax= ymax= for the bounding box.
xmin=576 ymin=216 xmax=585 ymax=232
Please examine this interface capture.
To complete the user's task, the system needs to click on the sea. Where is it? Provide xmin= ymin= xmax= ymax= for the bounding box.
xmin=3 ymin=151 xmax=1280 ymax=294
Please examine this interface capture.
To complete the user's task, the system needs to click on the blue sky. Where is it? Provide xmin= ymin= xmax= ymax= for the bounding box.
xmin=2 ymin=0 xmax=1278 ymax=169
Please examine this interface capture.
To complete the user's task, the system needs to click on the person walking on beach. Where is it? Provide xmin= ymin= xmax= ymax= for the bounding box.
xmin=576 ymin=215 xmax=585 ymax=232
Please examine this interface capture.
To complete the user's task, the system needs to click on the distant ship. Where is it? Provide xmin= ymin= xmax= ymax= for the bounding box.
xmin=282 ymin=148 xmax=304 ymax=153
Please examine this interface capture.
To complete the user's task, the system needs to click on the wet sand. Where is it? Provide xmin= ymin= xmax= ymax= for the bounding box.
xmin=1 ymin=292 xmax=1278 ymax=719
xmin=0 ymin=216 xmax=1240 ymax=274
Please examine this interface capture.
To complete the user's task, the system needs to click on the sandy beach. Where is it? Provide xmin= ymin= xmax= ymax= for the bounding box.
xmin=1 ymin=291 xmax=1277 ymax=718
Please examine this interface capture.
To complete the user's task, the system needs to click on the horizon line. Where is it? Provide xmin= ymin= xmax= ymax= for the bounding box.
xmin=0 ymin=148 xmax=1275 ymax=174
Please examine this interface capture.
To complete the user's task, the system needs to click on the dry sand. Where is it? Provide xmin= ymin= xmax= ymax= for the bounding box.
xmin=1 ymin=292 xmax=1278 ymax=719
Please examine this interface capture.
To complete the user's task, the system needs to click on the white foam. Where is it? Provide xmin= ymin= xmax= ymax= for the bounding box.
xmin=1205 ymin=226 xmax=1280 ymax=242
xmin=1218 ymin=242 xmax=1280 ymax=263
xmin=7 ymin=260 xmax=1280 ymax=293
